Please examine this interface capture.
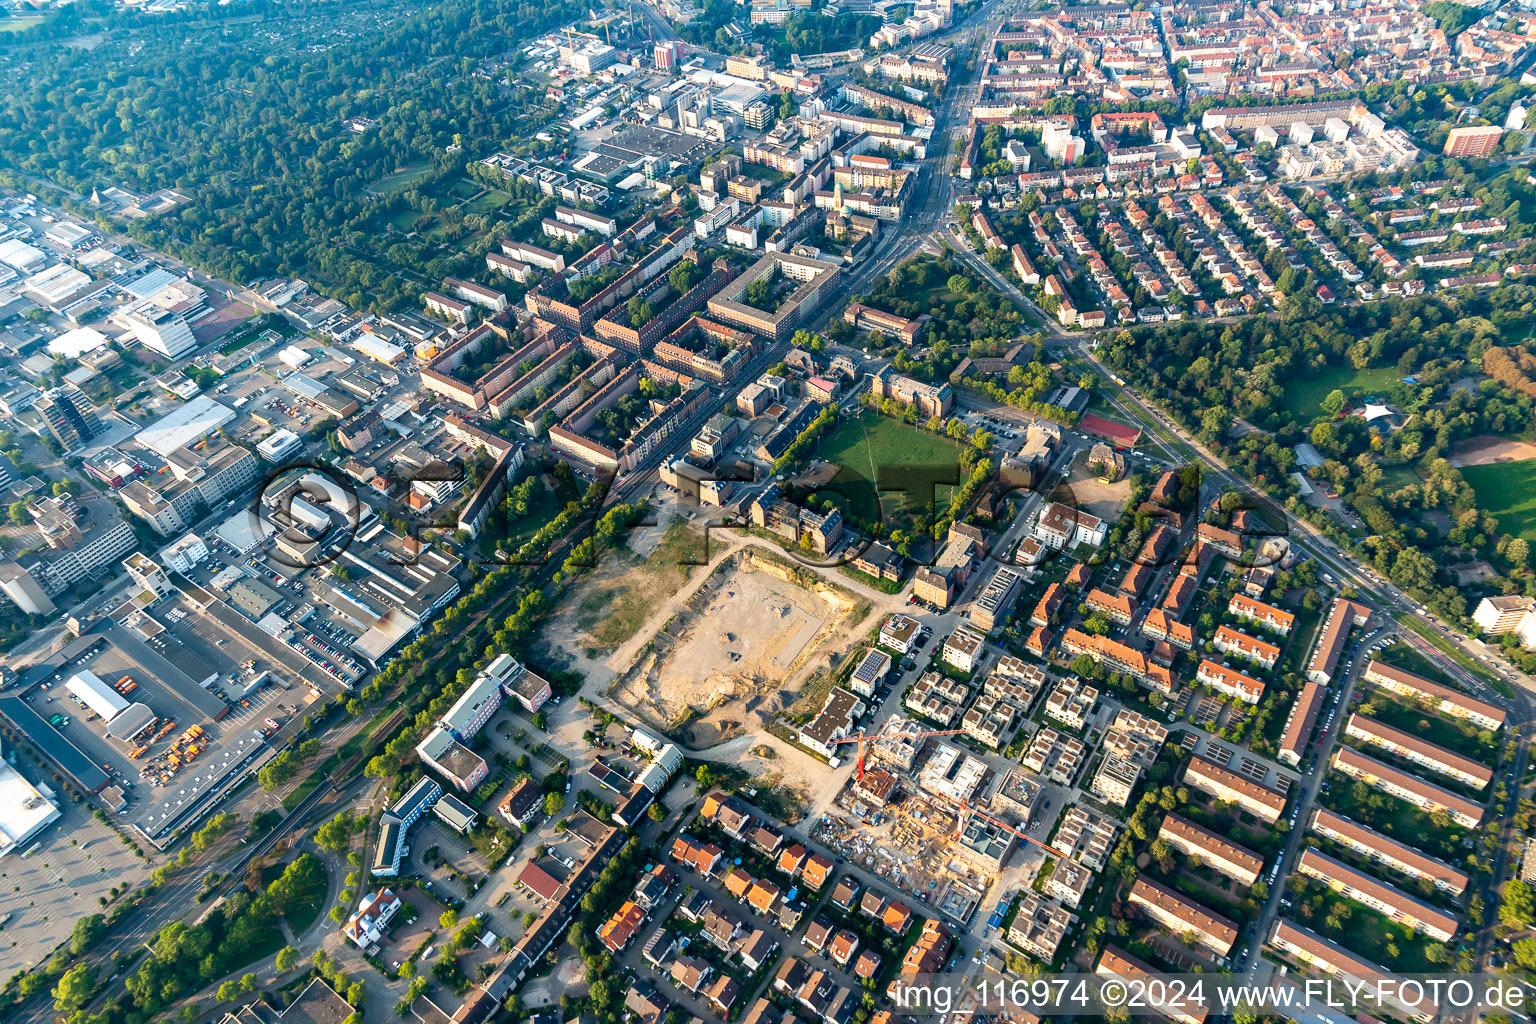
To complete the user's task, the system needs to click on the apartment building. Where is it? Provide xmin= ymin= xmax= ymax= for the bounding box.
xmin=1021 ymin=728 xmax=1085 ymax=785
xmin=1277 ymin=681 xmax=1325 ymax=767
xmin=1044 ymin=857 xmax=1093 ymax=909
xmin=970 ymin=566 xmax=1023 ymax=630
xmin=1308 ymin=807 xmax=1468 ymax=896
xmin=1444 ymin=125 xmax=1503 ymax=159
xmin=424 ymin=291 xmax=473 ymax=324
xmin=847 ymin=648 xmax=892 ymax=699
xmin=1195 ymin=522 xmax=1244 ymax=559
xmin=961 ymin=693 xmax=1016 ymax=750
xmin=1085 ymin=588 xmax=1135 ymax=626
xmin=444 ymin=277 xmax=508 ymax=312
xmin=879 ymin=613 xmax=920 ymax=653
xmin=1295 ymin=848 xmax=1457 ymax=941
xmin=1268 ymin=920 xmax=1386 ymax=992
xmin=904 ymin=671 xmax=969 ymax=726
xmin=1059 ymin=630 xmax=1173 ymax=693
xmin=1183 ymin=755 xmax=1286 ymax=823
xmin=1141 ymin=609 xmax=1194 ymax=651
xmin=1212 ymin=625 xmax=1280 ymax=670
xmin=1101 ymin=708 xmax=1168 ymax=767
xmin=1045 ymin=679 xmax=1099 ymax=730
xmin=1343 ymin=714 xmax=1492 ymax=788
xmin=1005 ymin=893 xmax=1074 ymax=962
xmin=706 ymin=251 xmax=841 ymax=342
xmin=1157 ymin=813 xmax=1263 ymax=885
xmin=1306 ymin=598 xmax=1371 ymax=683
xmin=1227 ymin=594 xmax=1295 ymax=634
xmin=1055 ymin=805 xmax=1120 ymax=872
xmin=1096 ymin=947 xmax=1208 ymax=1024
xmin=799 ymin=688 xmax=866 ymax=758
xmin=1089 ymin=754 xmax=1143 ymax=807
xmin=1031 ymin=582 xmax=1065 ymax=628
xmin=1127 ymin=877 xmax=1237 ymax=957
xmin=1330 ymin=746 xmax=1483 ymax=827
xmin=1472 ymin=595 xmax=1536 ymax=635
xmin=1194 ymin=660 xmax=1266 ymax=705
xmin=1361 ymin=660 xmax=1506 ymax=730
xmin=941 ymin=626 xmax=985 ymax=673
xmin=1033 ymin=502 xmax=1107 ymax=549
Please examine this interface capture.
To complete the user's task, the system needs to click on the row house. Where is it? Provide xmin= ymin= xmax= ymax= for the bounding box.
xmin=1308 ymin=807 xmax=1468 ymax=896
xmin=1343 ymin=714 xmax=1493 ymax=788
xmin=1211 ymin=625 xmax=1280 ymax=670
xmin=1330 ymin=746 xmax=1483 ymax=828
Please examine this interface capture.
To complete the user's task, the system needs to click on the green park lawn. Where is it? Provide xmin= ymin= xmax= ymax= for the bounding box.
xmin=368 ymin=162 xmax=434 ymax=196
xmin=1281 ymin=365 xmax=1402 ymax=420
xmin=1360 ymin=691 xmax=1495 ymax=765
xmin=1460 ymin=459 xmax=1536 ymax=543
xmin=0 ymin=15 xmax=42 ymax=31
xmin=1321 ymin=771 xmax=1469 ymax=862
xmin=812 ymin=411 xmax=963 ymax=529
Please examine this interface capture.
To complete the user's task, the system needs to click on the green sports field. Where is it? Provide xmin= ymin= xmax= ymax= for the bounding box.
xmin=1461 ymin=458 xmax=1536 ymax=542
xmin=813 ymin=411 xmax=963 ymax=529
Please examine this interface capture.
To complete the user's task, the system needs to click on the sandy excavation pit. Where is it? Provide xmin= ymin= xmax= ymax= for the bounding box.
xmin=611 ymin=555 xmax=856 ymax=745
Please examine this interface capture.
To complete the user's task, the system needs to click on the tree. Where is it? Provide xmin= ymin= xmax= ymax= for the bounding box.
xmin=218 ymin=980 xmax=241 ymax=1002
xmin=53 ymin=964 xmax=96 ymax=1013
xmin=276 ymin=946 xmax=300 ymax=973
xmin=69 ymin=914 xmax=105 ymax=955
xmin=1502 ymin=879 xmax=1536 ymax=928
xmin=314 ymin=811 xmax=358 ymax=853
xmin=1320 ymin=389 xmax=1348 ymax=417
xmin=647 ymin=802 xmax=667 ymax=822
xmin=544 ymin=791 xmax=565 ymax=815
xmin=8 ymin=501 xmax=31 ymax=526
xmin=440 ymin=909 xmax=460 ymax=929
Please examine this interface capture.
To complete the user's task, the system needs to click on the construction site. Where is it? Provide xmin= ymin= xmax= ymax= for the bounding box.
xmin=607 ymin=548 xmax=865 ymax=747
xmin=810 ymin=722 xmax=1059 ymax=928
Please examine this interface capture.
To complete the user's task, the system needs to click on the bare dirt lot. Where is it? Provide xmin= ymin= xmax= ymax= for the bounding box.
xmin=539 ymin=520 xmax=702 ymax=676
xmin=608 ymin=551 xmax=859 ymax=747
xmin=1054 ymin=450 xmax=1133 ymax=522
xmin=1449 ymin=435 xmax=1536 ymax=467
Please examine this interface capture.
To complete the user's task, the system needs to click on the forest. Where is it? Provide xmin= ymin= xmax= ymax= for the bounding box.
xmin=0 ymin=0 xmax=585 ymax=312
xmin=1099 ymin=285 xmax=1536 ymax=630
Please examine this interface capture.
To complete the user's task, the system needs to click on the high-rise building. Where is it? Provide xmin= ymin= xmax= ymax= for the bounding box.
xmin=654 ymin=40 xmax=683 ymax=70
xmin=38 ymin=385 xmax=104 ymax=450
xmin=121 ymin=308 xmax=197 ymax=359
xmin=1042 ymin=119 xmax=1085 ymax=164
xmin=1444 ymin=125 xmax=1503 ymax=159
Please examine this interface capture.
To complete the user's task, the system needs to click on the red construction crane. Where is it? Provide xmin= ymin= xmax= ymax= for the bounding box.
xmin=832 ymin=727 xmax=967 ymax=780
xmin=930 ymin=791 xmax=1065 ymax=859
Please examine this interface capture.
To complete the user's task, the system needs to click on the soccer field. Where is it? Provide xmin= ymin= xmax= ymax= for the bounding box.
xmin=1461 ymin=458 xmax=1536 ymax=542
xmin=814 ymin=411 xmax=963 ymax=529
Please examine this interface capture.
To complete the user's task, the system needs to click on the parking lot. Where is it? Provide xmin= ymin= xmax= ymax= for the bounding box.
xmin=0 ymin=764 xmax=150 ymax=986
xmin=20 ymin=611 xmax=298 ymax=808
